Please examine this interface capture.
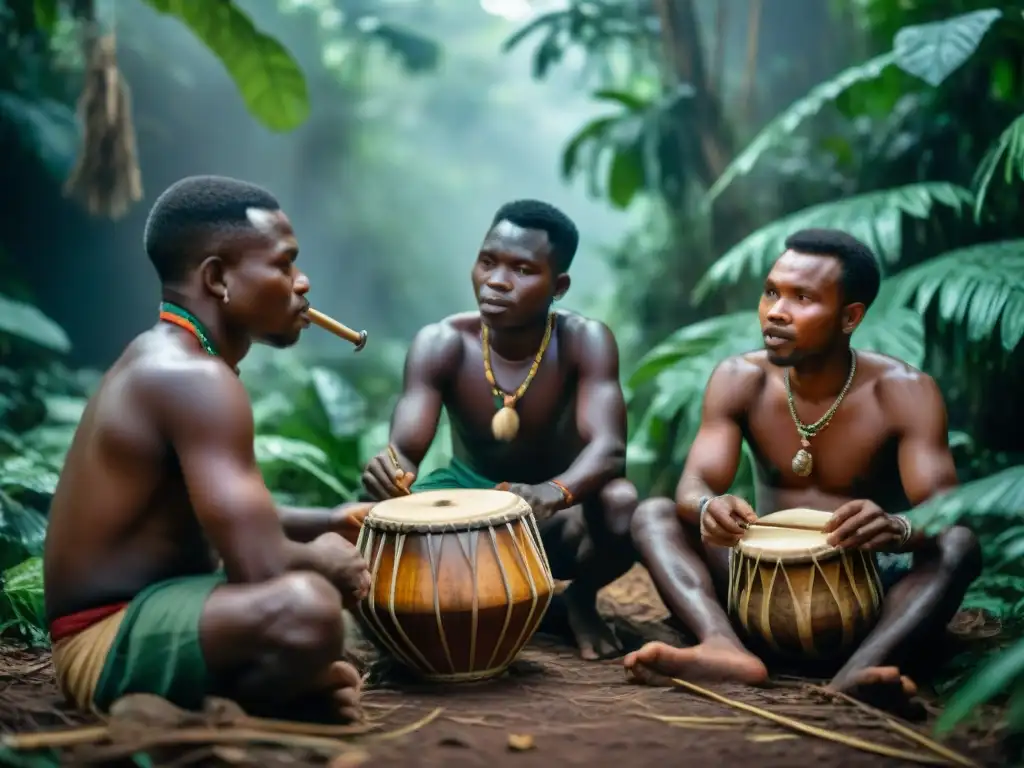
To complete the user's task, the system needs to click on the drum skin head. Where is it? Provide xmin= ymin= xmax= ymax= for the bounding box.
xmin=367 ymin=489 xmax=532 ymax=532
xmin=737 ymin=508 xmax=835 ymax=562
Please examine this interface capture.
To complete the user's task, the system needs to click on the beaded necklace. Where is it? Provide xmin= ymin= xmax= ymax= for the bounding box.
xmin=159 ymin=301 xmax=219 ymax=357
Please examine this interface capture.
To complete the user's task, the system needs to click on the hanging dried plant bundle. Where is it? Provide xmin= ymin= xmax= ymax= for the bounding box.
xmin=64 ymin=33 xmax=143 ymax=220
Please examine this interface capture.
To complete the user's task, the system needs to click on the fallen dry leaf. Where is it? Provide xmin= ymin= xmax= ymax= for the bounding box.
xmin=507 ymin=733 xmax=535 ymax=751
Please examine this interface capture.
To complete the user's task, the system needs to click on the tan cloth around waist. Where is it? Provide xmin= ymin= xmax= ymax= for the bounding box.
xmin=51 ymin=606 xmax=127 ymax=712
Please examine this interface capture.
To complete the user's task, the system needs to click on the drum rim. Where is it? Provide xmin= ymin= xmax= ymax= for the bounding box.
xmin=364 ymin=490 xmax=534 ymax=533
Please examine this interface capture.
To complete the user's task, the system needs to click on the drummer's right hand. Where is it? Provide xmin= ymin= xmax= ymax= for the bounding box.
xmin=362 ymin=447 xmax=416 ymax=500
xmin=699 ymin=494 xmax=757 ymax=548
xmin=310 ymin=532 xmax=371 ymax=608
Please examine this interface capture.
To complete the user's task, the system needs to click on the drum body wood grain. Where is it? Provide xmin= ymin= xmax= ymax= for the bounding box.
xmin=355 ymin=489 xmax=554 ymax=682
xmin=727 ymin=508 xmax=884 ymax=661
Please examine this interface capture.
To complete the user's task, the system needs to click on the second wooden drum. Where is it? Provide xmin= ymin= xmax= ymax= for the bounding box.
xmin=727 ymin=508 xmax=884 ymax=661
xmin=355 ymin=489 xmax=555 ymax=682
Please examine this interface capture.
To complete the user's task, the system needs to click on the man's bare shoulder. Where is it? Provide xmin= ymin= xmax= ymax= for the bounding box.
xmin=407 ymin=314 xmax=471 ymax=370
xmin=555 ymin=310 xmax=618 ymax=354
xmin=122 ymin=329 xmax=248 ymax=422
xmin=717 ymin=351 xmax=770 ymax=391
xmin=861 ymin=350 xmax=945 ymax=416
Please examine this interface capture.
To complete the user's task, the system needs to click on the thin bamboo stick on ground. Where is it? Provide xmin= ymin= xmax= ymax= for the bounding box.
xmin=669 ymin=678 xmax=952 ymax=765
xmin=807 ymin=684 xmax=979 ymax=768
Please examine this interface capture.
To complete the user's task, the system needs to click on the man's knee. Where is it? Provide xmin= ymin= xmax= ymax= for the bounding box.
xmin=255 ymin=572 xmax=344 ymax=656
xmin=936 ymin=525 xmax=983 ymax=582
xmin=598 ymin=478 xmax=638 ymax=538
xmin=630 ymin=496 xmax=679 ymax=544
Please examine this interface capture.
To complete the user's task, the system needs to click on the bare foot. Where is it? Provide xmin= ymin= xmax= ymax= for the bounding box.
xmin=827 ymin=666 xmax=925 ymax=721
xmin=624 ymin=638 xmax=769 ymax=687
xmin=565 ymin=584 xmax=621 ymax=660
xmin=317 ymin=660 xmax=364 ymax=723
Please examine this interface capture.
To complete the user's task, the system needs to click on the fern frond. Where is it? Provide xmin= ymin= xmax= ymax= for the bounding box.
xmin=704 ymin=52 xmax=895 ymax=206
xmin=886 ymin=239 xmax=1024 ymax=351
xmin=973 ymin=112 xmax=1024 ymax=220
xmin=693 ymin=182 xmax=973 ymax=304
xmin=909 ymin=464 xmax=1024 ymax=534
xmin=627 ymin=313 xmax=761 ymax=465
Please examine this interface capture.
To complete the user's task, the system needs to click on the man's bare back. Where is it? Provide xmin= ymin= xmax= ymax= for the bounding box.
xmin=46 ymin=328 xmax=221 ymax=621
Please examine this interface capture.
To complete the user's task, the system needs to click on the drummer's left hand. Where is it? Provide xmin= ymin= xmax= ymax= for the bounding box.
xmin=497 ymin=482 xmax=565 ymax=522
xmin=824 ymin=500 xmax=902 ymax=551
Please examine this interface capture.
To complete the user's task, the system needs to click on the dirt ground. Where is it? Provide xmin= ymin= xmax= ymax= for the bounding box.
xmin=0 ymin=566 xmax=1009 ymax=767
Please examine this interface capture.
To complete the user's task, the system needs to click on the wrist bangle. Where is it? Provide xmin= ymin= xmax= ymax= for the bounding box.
xmin=698 ymin=495 xmax=714 ymax=531
xmin=548 ymin=480 xmax=574 ymax=508
xmin=894 ymin=514 xmax=913 ymax=547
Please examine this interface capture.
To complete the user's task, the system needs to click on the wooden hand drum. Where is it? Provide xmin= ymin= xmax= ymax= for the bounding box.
xmin=355 ymin=489 xmax=555 ymax=682
xmin=727 ymin=508 xmax=884 ymax=661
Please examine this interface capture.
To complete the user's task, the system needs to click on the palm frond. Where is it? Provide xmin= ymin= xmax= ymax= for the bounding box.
xmin=886 ymin=239 xmax=1024 ymax=352
xmin=909 ymin=464 xmax=1024 ymax=534
xmin=692 ymin=183 xmax=973 ymax=304
xmin=892 ymin=9 xmax=1002 ymax=88
xmin=627 ymin=313 xmax=761 ymax=466
xmin=973 ymin=112 xmax=1024 ymax=220
xmin=704 ymin=52 xmax=896 ymax=206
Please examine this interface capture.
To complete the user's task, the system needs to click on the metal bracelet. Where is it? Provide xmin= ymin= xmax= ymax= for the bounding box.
xmin=893 ymin=514 xmax=913 ymax=547
xmin=698 ymin=495 xmax=713 ymax=533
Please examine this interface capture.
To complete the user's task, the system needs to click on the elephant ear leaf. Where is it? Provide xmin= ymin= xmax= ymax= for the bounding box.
xmin=141 ymin=0 xmax=310 ymax=132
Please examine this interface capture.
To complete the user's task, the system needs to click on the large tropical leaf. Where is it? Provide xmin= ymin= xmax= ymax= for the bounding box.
xmin=908 ymin=464 xmax=1024 ymax=534
xmin=0 ymin=556 xmax=46 ymax=646
xmin=0 ymin=293 xmax=70 ymax=354
xmin=254 ymin=435 xmax=352 ymax=503
xmin=885 ymin=240 xmax=1024 ymax=352
xmin=936 ymin=634 xmax=1024 ymax=735
xmin=626 ymin=313 xmax=761 ymax=467
xmin=893 ymin=9 xmax=1002 ymax=88
xmin=692 ymin=183 xmax=973 ymax=303
xmin=561 ymin=86 xmax=691 ymax=209
xmin=704 ymin=52 xmax=896 ymax=206
xmin=851 ymin=305 xmax=925 ymax=370
xmin=0 ymin=493 xmax=47 ymax=572
xmin=141 ymin=0 xmax=309 ymax=132
xmin=972 ymin=112 xmax=1024 ymax=220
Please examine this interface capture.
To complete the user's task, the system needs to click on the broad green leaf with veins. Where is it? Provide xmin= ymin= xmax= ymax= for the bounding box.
xmin=893 ymin=9 xmax=1002 ymax=88
xmin=141 ymin=0 xmax=310 ymax=132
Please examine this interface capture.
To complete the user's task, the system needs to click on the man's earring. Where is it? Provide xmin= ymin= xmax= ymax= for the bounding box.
xmin=223 ymin=289 xmax=230 ymax=305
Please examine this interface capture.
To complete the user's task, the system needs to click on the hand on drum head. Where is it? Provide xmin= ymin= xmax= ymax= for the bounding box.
xmin=700 ymin=495 xmax=757 ymax=548
xmin=823 ymin=499 xmax=902 ymax=551
xmin=362 ymin=446 xmax=416 ymax=500
xmin=496 ymin=481 xmax=565 ymax=522
xmin=309 ymin=532 xmax=371 ymax=608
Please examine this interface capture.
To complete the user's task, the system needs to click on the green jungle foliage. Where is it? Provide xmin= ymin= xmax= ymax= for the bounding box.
xmin=0 ymin=0 xmax=1022 ymax=746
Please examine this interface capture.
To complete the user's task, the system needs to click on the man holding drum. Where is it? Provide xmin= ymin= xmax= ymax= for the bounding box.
xmin=44 ymin=176 xmax=368 ymax=721
xmin=626 ymin=228 xmax=982 ymax=714
xmin=361 ymin=200 xmax=637 ymax=660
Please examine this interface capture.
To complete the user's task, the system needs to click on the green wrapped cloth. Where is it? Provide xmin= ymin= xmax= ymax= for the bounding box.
xmin=411 ymin=456 xmax=501 ymax=492
xmin=93 ymin=571 xmax=226 ymax=712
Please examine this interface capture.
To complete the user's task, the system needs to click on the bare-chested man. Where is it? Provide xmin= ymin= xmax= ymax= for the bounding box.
xmin=626 ymin=228 xmax=982 ymax=713
xmin=360 ymin=200 xmax=636 ymax=660
xmin=44 ymin=176 xmax=369 ymax=720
